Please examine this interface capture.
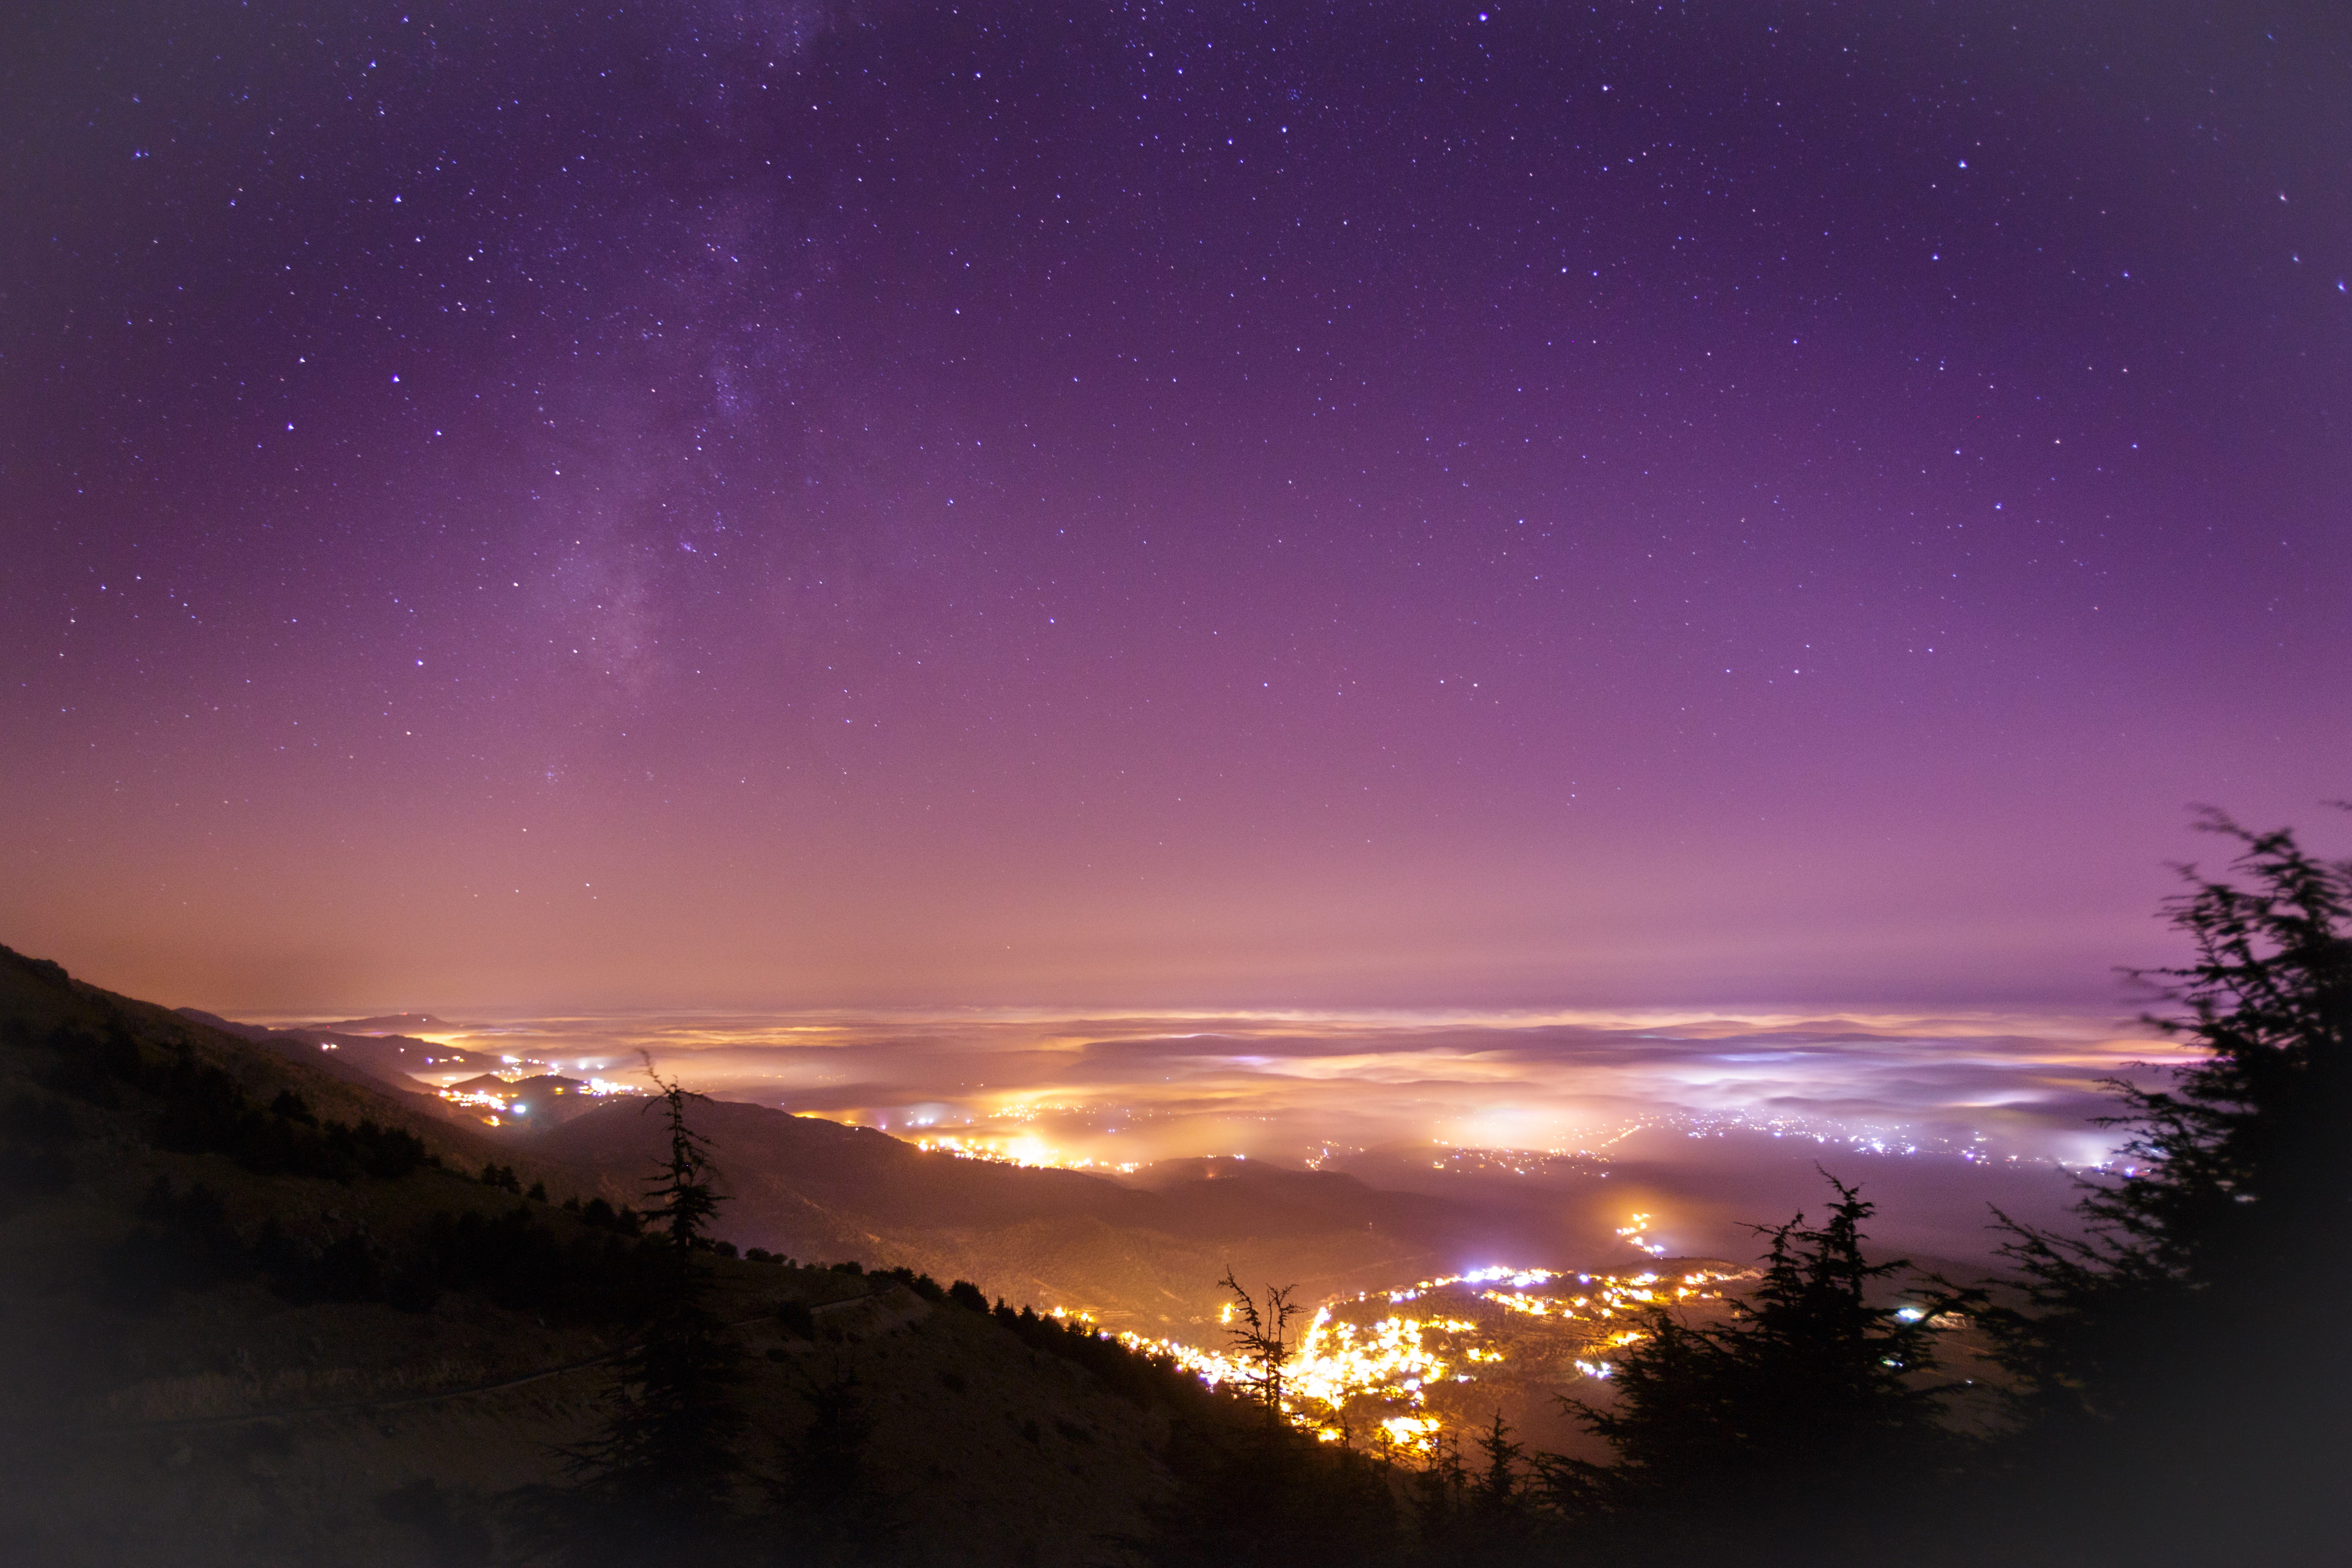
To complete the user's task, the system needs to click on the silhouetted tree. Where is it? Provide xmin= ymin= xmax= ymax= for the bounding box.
xmin=1470 ymin=1412 xmax=1523 ymax=1513
xmin=1412 ymin=1414 xmax=1549 ymax=1566
xmin=1138 ymin=1268 xmax=1403 ymax=1566
xmin=546 ymin=1069 xmax=746 ymax=1565
xmin=1218 ymin=1268 xmax=1305 ymax=1423
xmin=1547 ymin=1173 xmax=1957 ymax=1558
xmin=1982 ymin=811 xmax=2352 ymax=1556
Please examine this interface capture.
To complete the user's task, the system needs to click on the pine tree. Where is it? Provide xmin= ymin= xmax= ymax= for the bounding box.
xmin=1984 ymin=812 xmax=2352 ymax=1553
xmin=1470 ymin=1411 xmax=1523 ymax=1514
xmin=1414 ymin=1412 xmax=1546 ymax=1565
xmin=1549 ymin=1173 xmax=1957 ymax=1552
xmin=551 ymin=1069 xmax=746 ymax=1564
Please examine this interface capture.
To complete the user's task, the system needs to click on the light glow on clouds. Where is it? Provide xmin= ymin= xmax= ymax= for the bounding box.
xmin=298 ymin=1004 xmax=2191 ymax=1172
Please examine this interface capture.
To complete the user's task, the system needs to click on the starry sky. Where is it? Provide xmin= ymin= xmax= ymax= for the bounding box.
xmin=6 ymin=2 xmax=2349 ymax=1015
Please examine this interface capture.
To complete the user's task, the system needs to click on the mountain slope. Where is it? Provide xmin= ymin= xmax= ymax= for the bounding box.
xmin=174 ymin=1008 xmax=493 ymax=1100
xmin=536 ymin=1098 xmax=1561 ymax=1335
xmin=0 ymin=945 xmax=1256 ymax=1567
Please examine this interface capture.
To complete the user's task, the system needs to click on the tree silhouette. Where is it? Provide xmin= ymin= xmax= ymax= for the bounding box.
xmin=1217 ymin=1268 xmax=1305 ymax=1423
xmin=1984 ymin=811 xmax=2352 ymax=1555
xmin=1548 ymin=1173 xmax=1957 ymax=1553
xmin=641 ymin=1066 xmax=726 ymax=1256
xmin=1469 ymin=1411 xmax=1525 ymax=1515
xmin=548 ymin=1068 xmax=746 ymax=1564
xmin=1412 ymin=1413 xmax=1546 ymax=1565
xmin=1138 ymin=1271 xmax=1403 ymax=1566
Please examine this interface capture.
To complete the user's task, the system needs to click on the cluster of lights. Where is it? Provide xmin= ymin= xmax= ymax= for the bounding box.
xmin=1434 ymin=1115 xmax=2090 ymax=1172
xmin=1369 ymin=1414 xmax=1440 ymax=1451
xmin=1615 ymin=1212 xmax=1669 ymax=1257
xmin=436 ymin=1074 xmax=639 ymax=1125
xmin=1386 ymin=1263 xmax=1732 ymax=1336
xmin=913 ymin=1133 xmax=1140 ymax=1175
xmin=1058 ymin=1254 xmax=1741 ymax=1459
xmin=1384 ymin=1265 xmax=1561 ymax=1304
xmin=1427 ymin=1145 xmax=1617 ymax=1177
xmin=1285 ymin=1310 xmax=1476 ymax=1406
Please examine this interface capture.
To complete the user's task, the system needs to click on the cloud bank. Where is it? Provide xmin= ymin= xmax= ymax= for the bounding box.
xmin=334 ymin=1004 xmax=2184 ymax=1173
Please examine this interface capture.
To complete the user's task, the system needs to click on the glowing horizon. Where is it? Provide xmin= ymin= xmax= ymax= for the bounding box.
xmin=227 ymin=1000 xmax=2186 ymax=1176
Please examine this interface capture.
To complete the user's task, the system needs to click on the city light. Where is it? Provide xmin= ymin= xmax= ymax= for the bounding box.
xmin=912 ymin=1133 xmax=1140 ymax=1175
xmin=1063 ymin=1262 xmax=1745 ymax=1458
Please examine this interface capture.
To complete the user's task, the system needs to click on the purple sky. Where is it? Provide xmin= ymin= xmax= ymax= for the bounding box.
xmin=6 ymin=3 xmax=2348 ymax=1014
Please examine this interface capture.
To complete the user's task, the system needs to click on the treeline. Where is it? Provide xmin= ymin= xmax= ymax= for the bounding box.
xmin=3 ymin=1009 xmax=429 ymax=1183
xmin=103 ymin=1172 xmax=683 ymax=1320
xmin=0 ymin=996 xmax=691 ymax=1320
xmin=967 ymin=1279 xmax=1217 ymax=1412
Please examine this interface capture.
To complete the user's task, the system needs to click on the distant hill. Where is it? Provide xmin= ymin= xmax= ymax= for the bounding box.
xmin=175 ymin=1008 xmax=496 ymax=1095
xmin=306 ymin=1012 xmax=469 ymax=1035
xmin=536 ymin=1096 xmax=1580 ymax=1336
xmin=168 ymin=1005 xmax=1545 ymax=1338
xmin=165 ymin=1007 xmax=1588 ymax=1339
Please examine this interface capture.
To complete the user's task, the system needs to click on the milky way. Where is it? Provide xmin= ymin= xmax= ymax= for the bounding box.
xmin=6 ymin=4 xmax=2347 ymax=1012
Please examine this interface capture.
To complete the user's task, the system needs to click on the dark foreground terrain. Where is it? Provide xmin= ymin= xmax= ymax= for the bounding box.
xmin=0 ymin=944 xmax=1306 ymax=1566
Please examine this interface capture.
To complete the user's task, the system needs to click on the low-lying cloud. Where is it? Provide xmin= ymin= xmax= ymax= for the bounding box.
xmin=344 ymin=1004 xmax=2186 ymax=1172
xmin=266 ymin=1003 xmax=2196 ymax=1265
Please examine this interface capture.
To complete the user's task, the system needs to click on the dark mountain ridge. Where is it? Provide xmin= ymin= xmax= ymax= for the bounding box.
xmin=174 ymin=1007 xmax=496 ymax=1098
xmin=536 ymin=1097 xmax=1577 ymax=1334
xmin=309 ymin=1012 xmax=469 ymax=1036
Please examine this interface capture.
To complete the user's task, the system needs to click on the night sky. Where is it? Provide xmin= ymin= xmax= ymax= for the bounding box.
xmin=7 ymin=3 xmax=2349 ymax=1014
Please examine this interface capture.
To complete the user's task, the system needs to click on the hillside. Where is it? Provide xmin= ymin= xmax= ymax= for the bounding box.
xmin=157 ymin=1003 xmax=1568 ymax=1343
xmin=532 ymin=1096 xmax=1573 ymax=1338
xmin=174 ymin=1008 xmax=499 ymax=1100
xmin=0 ymin=945 xmax=1299 ymax=1567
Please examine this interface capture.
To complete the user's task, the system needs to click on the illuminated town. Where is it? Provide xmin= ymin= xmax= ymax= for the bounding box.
xmin=912 ymin=1132 xmax=1142 ymax=1175
xmin=435 ymin=1070 xmax=640 ymax=1127
xmin=1064 ymin=1258 xmax=1749 ymax=1458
